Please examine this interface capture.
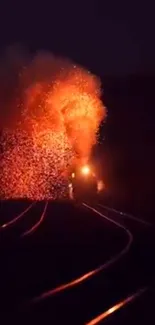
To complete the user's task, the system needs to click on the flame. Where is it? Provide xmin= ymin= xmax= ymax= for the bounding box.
xmin=0 ymin=50 xmax=106 ymax=199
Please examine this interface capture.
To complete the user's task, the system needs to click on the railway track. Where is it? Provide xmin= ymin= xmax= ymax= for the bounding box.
xmin=0 ymin=200 xmax=154 ymax=324
xmin=0 ymin=201 xmax=47 ymax=239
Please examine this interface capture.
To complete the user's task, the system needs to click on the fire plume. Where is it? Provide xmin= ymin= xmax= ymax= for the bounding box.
xmin=0 ymin=50 xmax=106 ymax=199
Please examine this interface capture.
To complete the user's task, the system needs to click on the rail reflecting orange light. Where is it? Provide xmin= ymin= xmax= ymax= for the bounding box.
xmin=86 ymin=287 xmax=147 ymax=325
xmin=0 ymin=202 xmax=35 ymax=229
xmin=31 ymin=204 xmax=133 ymax=305
xmin=21 ymin=201 xmax=48 ymax=237
xmin=32 ymin=270 xmax=96 ymax=303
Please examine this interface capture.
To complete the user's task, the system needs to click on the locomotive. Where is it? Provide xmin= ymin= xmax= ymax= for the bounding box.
xmin=68 ymin=164 xmax=98 ymax=201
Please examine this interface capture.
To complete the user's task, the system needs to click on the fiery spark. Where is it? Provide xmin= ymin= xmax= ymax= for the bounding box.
xmin=0 ymin=50 xmax=106 ymax=199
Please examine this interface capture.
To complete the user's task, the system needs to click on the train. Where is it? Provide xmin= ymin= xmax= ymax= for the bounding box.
xmin=68 ymin=164 xmax=99 ymax=201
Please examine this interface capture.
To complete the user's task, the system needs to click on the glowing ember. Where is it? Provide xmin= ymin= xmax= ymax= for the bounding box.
xmin=0 ymin=49 xmax=106 ymax=199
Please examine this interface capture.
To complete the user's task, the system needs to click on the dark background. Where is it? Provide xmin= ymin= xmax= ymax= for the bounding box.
xmin=0 ymin=0 xmax=155 ymax=219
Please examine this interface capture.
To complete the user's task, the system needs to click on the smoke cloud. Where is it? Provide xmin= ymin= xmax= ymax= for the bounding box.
xmin=0 ymin=46 xmax=106 ymax=199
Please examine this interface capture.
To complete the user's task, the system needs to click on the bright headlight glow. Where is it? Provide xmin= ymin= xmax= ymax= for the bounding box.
xmin=81 ymin=165 xmax=90 ymax=175
xmin=97 ymin=180 xmax=105 ymax=192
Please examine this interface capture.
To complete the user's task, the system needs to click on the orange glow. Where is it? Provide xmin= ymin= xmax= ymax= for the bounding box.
xmin=32 ymin=269 xmax=96 ymax=304
xmin=97 ymin=180 xmax=105 ymax=192
xmin=81 ymin=165 xmax=90 ymax=175
xmin=86 ymin=287 xmax=147 ymax=325
xmin=71 ymin=172 xmax=75 ymax=178
xmin=21 ymin=202 xmax=48 ymax=237
xmin=86 ymin=302 xmax=124 ymax=325
xmin=0 ymin=50 xmax=106 ymax=199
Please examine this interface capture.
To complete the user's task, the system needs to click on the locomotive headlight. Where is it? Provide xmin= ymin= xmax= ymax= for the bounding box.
xmin=81 ymin=165 xmax=90 ymax=176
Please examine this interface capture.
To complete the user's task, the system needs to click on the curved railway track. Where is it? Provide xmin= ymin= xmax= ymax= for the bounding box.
xmin=0 ymin=200 xmax=154 ymax=324
xmin=0 ymin=201 xmax=35 ymax=229
xmin=31 ymin=202 xmax=133 ymax=304
xmin=0 ymin=201 xmax=48 ymax=238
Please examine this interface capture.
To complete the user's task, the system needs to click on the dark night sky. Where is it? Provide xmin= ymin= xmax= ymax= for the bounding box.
xmin=0 ymin=0 xmax=155 ymax=76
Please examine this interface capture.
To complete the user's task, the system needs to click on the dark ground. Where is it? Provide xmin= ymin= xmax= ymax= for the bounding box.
xmin=0 ymin=199 xmax=31 ymax=225
xmin=0 ymin=200 xmax=155 ymax=324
